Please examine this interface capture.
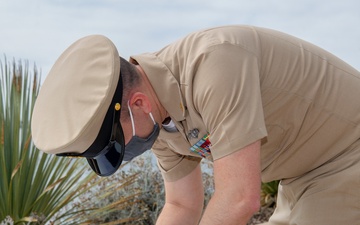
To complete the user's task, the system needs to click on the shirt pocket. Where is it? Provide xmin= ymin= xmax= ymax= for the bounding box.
xmin=158 ymin=128 xmax=201 ymax=158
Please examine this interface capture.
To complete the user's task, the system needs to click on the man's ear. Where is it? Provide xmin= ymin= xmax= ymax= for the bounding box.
xmin=128 ymin=92 xmax=152 ymax=114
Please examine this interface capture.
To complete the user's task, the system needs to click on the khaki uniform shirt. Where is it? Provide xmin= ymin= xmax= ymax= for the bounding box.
xmin=130 ymin=25 xmax=360 ymax=182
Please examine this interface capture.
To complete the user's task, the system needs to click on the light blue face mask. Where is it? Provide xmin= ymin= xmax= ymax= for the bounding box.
xmin=123 ymin=101 xmax=160 ymax=161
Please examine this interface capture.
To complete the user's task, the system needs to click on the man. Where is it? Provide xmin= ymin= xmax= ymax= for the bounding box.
xmin=31 ymin=25 xmax=360 ymax=225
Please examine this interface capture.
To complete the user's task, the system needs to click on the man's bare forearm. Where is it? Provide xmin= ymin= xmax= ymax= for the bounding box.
xmin=199 ymin=193 xmax=259 ymax=225
xmin=199 ymin=141 xmax=262 ymax=225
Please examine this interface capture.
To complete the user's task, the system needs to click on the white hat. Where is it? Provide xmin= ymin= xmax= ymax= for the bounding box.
xmin=31 ymin=35 xmax=125 ymax=176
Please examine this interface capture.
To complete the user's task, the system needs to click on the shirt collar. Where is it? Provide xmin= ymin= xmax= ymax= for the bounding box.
xmin=130 ymin=54 xmax=186 ymax=121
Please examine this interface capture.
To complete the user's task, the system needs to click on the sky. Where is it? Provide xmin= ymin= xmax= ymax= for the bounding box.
xmin=1 ymin=0 xmax=359 ymax=80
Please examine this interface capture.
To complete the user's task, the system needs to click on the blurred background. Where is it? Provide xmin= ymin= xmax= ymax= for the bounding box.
xmin=1 ymin=0 xmax=359 ymax=80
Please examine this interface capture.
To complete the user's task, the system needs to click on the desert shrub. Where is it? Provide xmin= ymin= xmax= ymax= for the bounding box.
xmin=78 ymin=151 xmax=215 ymax=224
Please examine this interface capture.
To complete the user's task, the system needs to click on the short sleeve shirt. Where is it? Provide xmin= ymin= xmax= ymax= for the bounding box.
xmin=131 ymin=25 xmax=360 ymax=182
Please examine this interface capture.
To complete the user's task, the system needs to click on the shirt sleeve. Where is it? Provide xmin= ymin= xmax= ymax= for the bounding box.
xmin=193 ymin=43 xmax=267 ymax=160
xmin=151 ymin=129 xmax=202 ymax=182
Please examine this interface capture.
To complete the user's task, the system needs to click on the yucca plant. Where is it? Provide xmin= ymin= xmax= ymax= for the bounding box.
xmin=0 ymin=57 xmax=141 ymax=225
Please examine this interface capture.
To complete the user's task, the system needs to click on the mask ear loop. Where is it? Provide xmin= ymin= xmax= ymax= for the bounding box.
xmin=149 ymin=112 xmax=156 ymax=125
xmin=128 ymin=101 xmax=156 ymax=136
xmin=127 ymin=101 xmax=136 ymax=136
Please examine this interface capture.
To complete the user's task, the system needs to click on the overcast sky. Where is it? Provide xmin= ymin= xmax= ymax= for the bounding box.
xmin=1 ymin=0 xmax=359 ymax=79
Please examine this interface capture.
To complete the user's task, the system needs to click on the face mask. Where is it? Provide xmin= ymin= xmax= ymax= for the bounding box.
xmin=124 ymin=101 xmax=160 ymax=161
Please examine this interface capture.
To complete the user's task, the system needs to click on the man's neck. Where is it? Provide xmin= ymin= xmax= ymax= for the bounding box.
xmin=135 ymin=65 xmax=169 ymax=123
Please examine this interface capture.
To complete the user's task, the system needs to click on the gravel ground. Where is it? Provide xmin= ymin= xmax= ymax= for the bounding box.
xmin=247 ymin=207 xmax=274 ymax=225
